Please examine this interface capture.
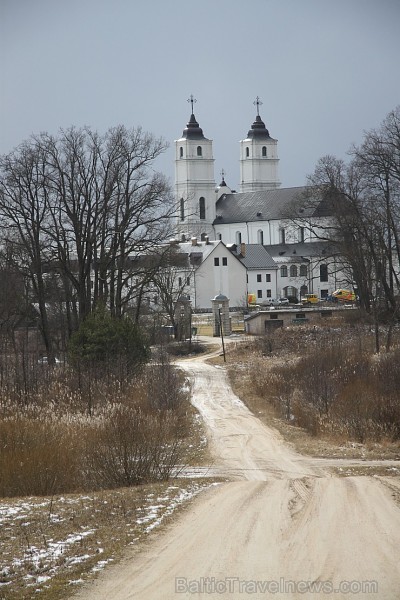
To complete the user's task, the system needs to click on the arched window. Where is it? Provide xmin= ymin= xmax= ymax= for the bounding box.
xmin=179 ymin=146 xmax=183 ymax=158
xmin=280 ymin=265 xmax=288 ymax=277
xmin=290 ymin=265 xmax=298 ymax=278
xmin=217 ymin=232 xmax=222 ymax=241
xmin=300 ymin=264 xmax=308 ymax=277
xmin=262 ymin=146 xmax=267 ymax=157
xmin=257 ymin=229 xmax=264 ymax=245
xmin=320 ymin=264 xmax=328 ymax=282
xmin=180 ymin=198 xmax=185 ymax=221
xmin=200 ymin=232 xmax=206 ymax=241
xmin=236 ymin=231 xmax=242 ymax=245
xmin=246 ymin=147 xmax=249 ymax=158
xmin=197 ymin=146 xmax=202 ymax=156
xmin=199 ymin=197 xmax=205 ymax=220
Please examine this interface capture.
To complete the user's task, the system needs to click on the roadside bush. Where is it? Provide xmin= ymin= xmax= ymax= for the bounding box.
xmin=87 ymin=403 xmax=188 ymax=488
xmin=242 ymin=327 xmax=400 ymax=444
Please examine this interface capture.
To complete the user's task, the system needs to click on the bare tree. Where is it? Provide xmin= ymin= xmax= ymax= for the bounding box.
xmin=151 ymin=245 xmax=194 ymax=336
xmin=0 ymin=142 xmax=56 ymax=360
xmin=0 ymin=125 xmax=175 ymax=351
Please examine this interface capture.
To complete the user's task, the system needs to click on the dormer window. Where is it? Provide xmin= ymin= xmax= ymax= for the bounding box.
xmin=262 ymin=146 xmax=267 ymax=157
xmin=197 ymin=146 xmax=202 ymax=156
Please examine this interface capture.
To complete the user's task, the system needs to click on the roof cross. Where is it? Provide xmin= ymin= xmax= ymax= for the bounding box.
xmin=187 ymin=94 xmax=197 ymax=114
xmin=253 ymin=96 xmax=263 ymax=116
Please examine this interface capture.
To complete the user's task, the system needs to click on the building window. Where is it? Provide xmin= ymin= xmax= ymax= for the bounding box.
xmin=267 ymin=289 xmax=272 ymax=297
xmin=180 ymin=198 xmax=185 ymax=221
xmin=299 ymin=227 xmax=305 ymax=242
xmin=197 ymin=146 xmax=202 ymax=156
xmin=217 ymin=233 xmax=222 ymax=241
xmin=320 ymin=264 xmax=328 ymax=282
xmin=199 ymin=197 xmax=205 ymax=220
xmin=214 ymin=257 xmax=219 ymax=266
xmin=180 ymin=146 xmax=183 ymax=158
xmin=257 ymin=274 xmax=262 ymax=282
xmin=236 ymin=231 xmax=242 ymax=245
xmin=290 ymin=265 xmax=298 ymax=277
xmin=222 ymin=257 xmax=227 ymax=266
xmin=262 ymin=146 xmax=267 ymax=157
xmin=246 ymin=147 xmax=249 ymax=157
xmin=280 ymin=265 xmax=288 ymax=277
xmin=266 ymin=274 xmax=271 ymax=282
xmin=186 ymin=277 xmax=190 ymax=285
xmin=300 ymin=264 xmax=308 ymax=277
xmin=257 ymin=290 xmax=262 ymax=299
xmin=178 ymin=277 xmax=182 ymax=286
xmin=257 ymin=229 xmax=264 ymax=244
xmin=280 ymin=228 xmax=286 ymax=244
xmin=200 ymin=232 xmax=206 ymax=241
xmin=321 ymin=289 xmax=329 ymax=299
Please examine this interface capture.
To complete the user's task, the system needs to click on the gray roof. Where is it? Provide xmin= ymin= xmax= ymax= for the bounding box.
xmin=266 ymin=241 xmax=339 ymax=259
xmin=234 ymin=244 xmax=277 ymax=270
xmin=214 ymin=186 xmax=332 ymax=224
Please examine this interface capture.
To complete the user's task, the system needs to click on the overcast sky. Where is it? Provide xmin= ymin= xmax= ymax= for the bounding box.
xmin=1 ymin=0 xmax=399 ymax=190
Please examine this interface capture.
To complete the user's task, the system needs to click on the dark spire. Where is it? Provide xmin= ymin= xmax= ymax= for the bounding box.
xmin=181 ymin=94 xmax=206 ymax=139
xmin=247 ymin=96 xmax=271 ymax=139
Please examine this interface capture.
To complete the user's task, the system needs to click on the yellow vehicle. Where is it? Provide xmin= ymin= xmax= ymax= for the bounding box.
xmin=332 ymin=289 xmax=356 ymax=302
xmin=301 ymin=294 xmax=319 ymax=305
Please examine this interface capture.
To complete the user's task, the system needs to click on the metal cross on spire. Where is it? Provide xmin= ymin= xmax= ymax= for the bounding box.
xmin=253 ymin=96 xmax=263 ymax=116
xmin=220 ymin=168 xmax=225 ymax=180
xmin=187 ymin=94 xmax=197 ymax=114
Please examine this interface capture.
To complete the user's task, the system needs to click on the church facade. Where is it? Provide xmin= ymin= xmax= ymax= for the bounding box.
xmin=172 ymin=99 xmax=348 ymax=308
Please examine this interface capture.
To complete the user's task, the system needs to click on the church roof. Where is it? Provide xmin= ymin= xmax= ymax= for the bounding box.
xmin=266 ymin=241 xmax=339 ymax=259
xmin=214 ymin=187 xmax=312 ymax=225
xmin=181 ymin=113 xmax=206 ymax=140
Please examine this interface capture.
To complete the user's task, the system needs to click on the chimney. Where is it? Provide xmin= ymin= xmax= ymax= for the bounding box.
xmin=191 ymin=237 xmax=197 ymax=246
xmin=240 ymin=242 xmax=246 ymax=257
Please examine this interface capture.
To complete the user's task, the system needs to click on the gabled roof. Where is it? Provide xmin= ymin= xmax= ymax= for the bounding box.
xmin=214 ymin=186 xmax=331 ymax=224
xmin=233 ymin=244 xmax=277 ymax=270
xmin=169 ymin=239 xmax=246 ymax=270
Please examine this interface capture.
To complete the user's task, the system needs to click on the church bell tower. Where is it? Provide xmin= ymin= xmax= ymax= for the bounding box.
xmin=240 ymin=97 xmax=280 ymax=192
xmin=175 ymin=96 xmax=216 ymax=241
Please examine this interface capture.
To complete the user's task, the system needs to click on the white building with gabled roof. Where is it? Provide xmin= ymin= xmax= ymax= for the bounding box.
xmin=171 ymin=238 xmax=247 ymax=310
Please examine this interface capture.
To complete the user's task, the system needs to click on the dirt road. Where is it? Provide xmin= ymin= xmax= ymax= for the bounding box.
xmin=74 ymin=355 xmax=400 ymax=600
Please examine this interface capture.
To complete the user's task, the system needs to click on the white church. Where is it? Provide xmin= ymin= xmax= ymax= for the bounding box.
xmin=169 ymin=97 xmax=346 ymax=310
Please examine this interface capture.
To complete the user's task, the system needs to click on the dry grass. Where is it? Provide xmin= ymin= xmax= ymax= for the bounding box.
xmin=0 ymin=480 xmax=214 ymax=600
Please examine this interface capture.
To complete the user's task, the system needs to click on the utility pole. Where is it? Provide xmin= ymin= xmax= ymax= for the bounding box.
xmin=218 ymin=308 xmax=226 ymax=362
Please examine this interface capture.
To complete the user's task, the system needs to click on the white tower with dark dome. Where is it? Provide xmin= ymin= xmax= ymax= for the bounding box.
xmin=239 ymin=97 xmax=280 ymax=192
xmin=174 ymin=96 xmax=216 ymax=240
